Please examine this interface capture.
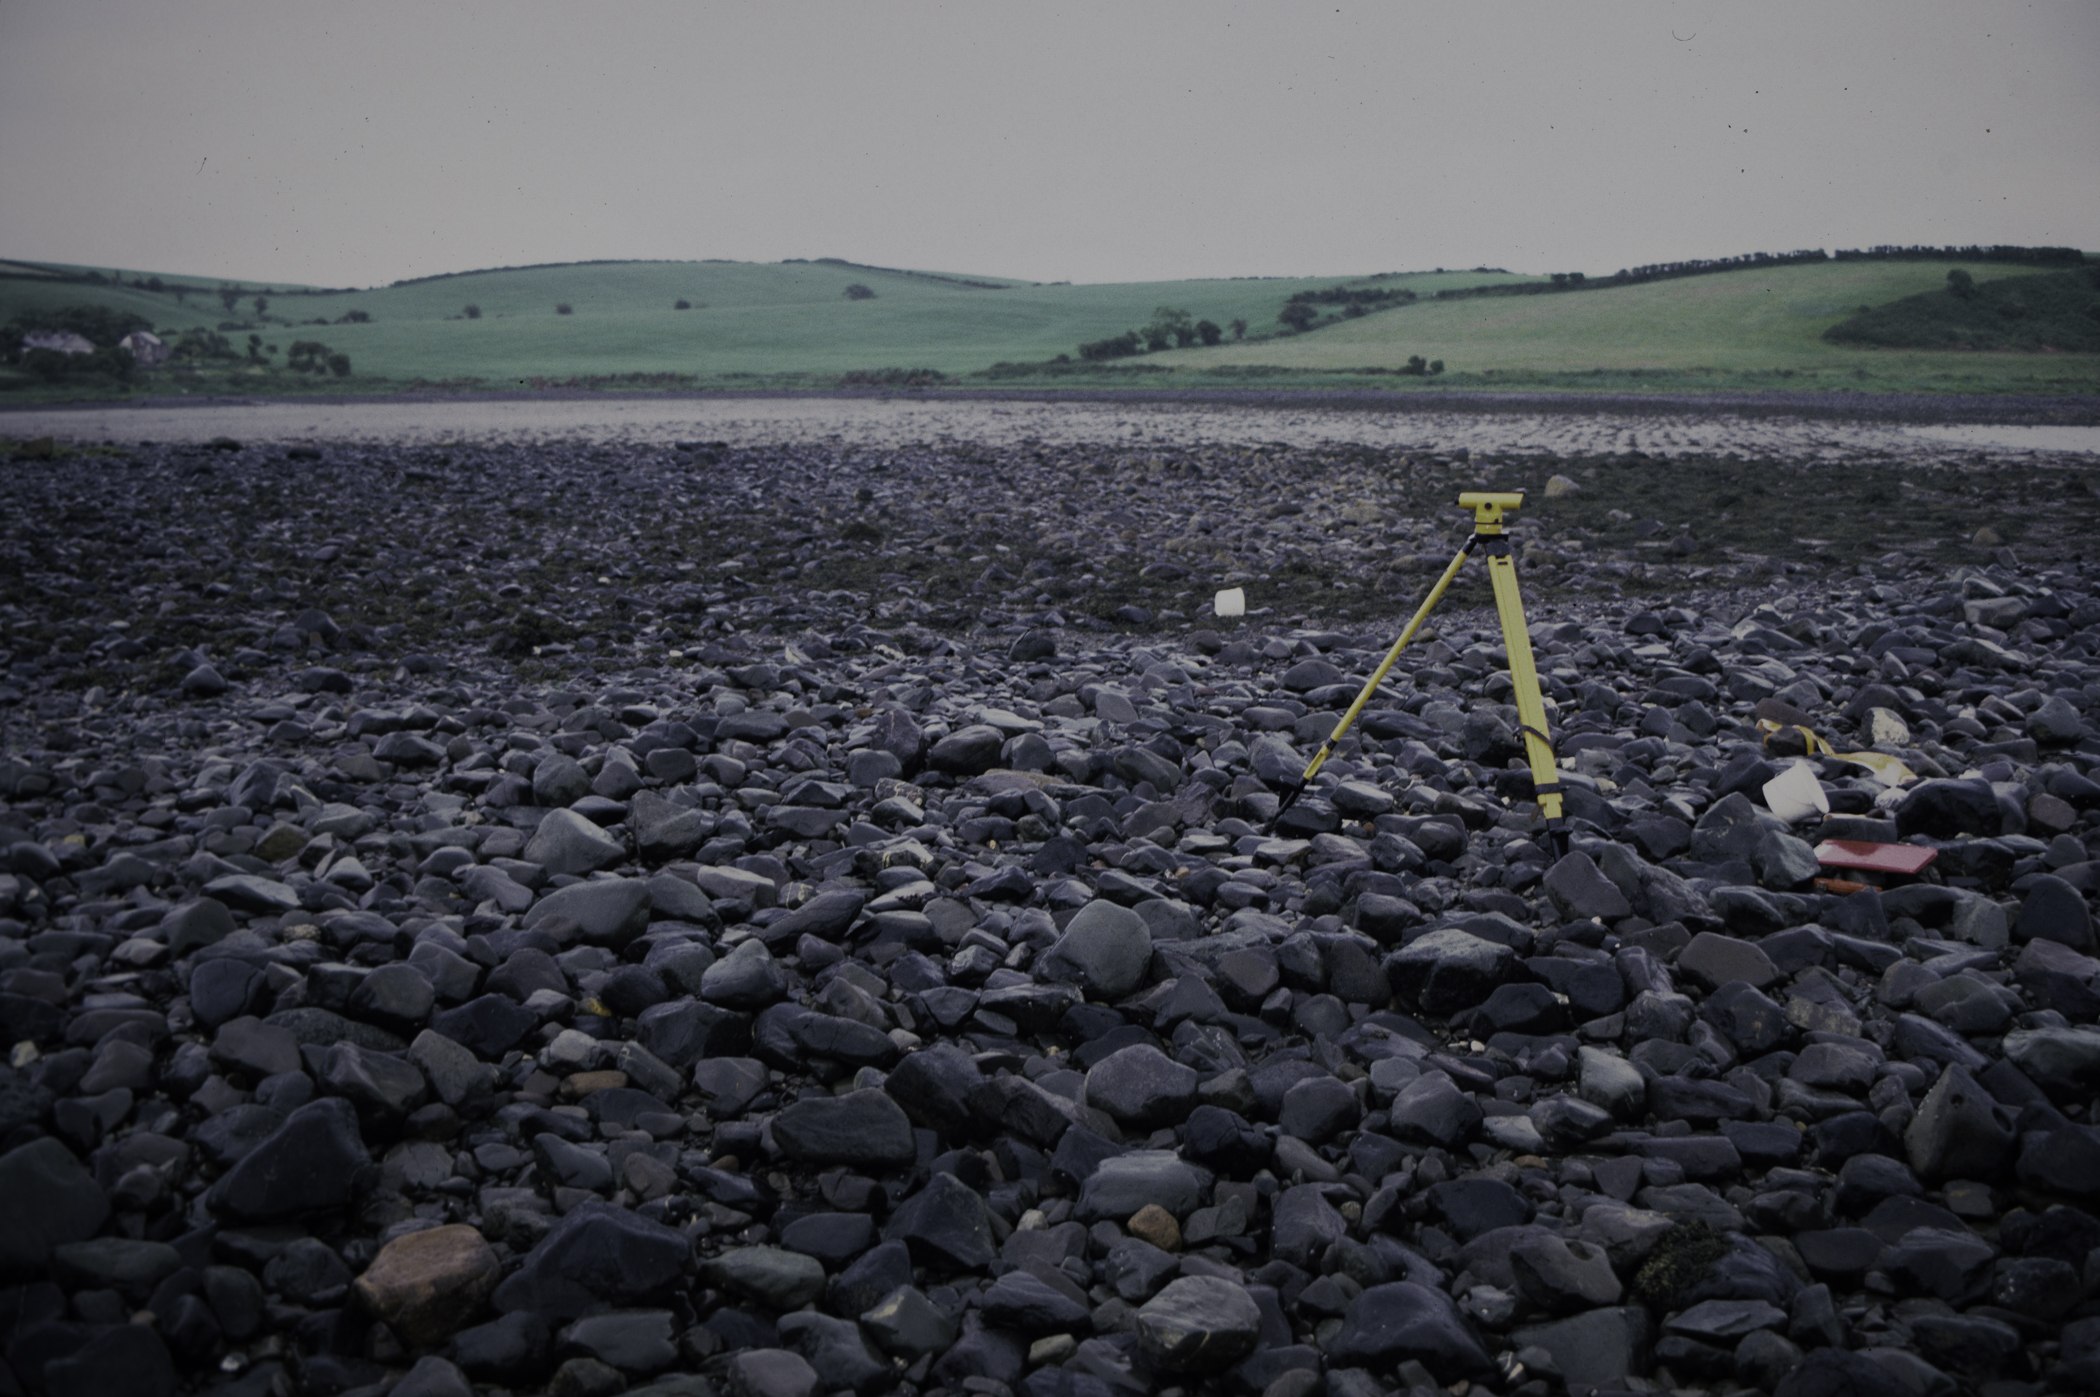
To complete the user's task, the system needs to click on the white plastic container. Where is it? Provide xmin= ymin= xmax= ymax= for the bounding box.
xmin=1214 ymin=587 xmax=1246 ymax=618
xmin=1762 ymin=761 xmax=1830 ymax=823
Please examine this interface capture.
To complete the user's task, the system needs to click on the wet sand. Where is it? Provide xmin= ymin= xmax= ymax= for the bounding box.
xmin=5 ymin=392 xmax=2100 ymax=465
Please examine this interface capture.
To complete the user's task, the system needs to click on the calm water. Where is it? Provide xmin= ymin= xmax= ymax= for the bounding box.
xmin=1901 ymin=424 xmax=2100 ymax=455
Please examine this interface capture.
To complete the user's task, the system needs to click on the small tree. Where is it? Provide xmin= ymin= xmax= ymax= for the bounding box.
xmin=1197 ymin=319 xmax=1222 ymax=346
xmin=218 ymin=284 xmax=242 ymax=313
xmin=327 ymin=353 xmax=351 ymax=377
xmin=171 ymin=329 xmax=239 ymax=362
xmin=843 ymin=284 xmax=876 ymax=301
xmin=1429 ymin=360 xmax=1445 ymax=375
xmin=253 ymin=295 xmax=269 ymax=317
xmin=1078 ymin=331 xmax=1143 ymax=361
xmin=1279 ymin=301 xmax=1318 ymax=332
xmin=1149 ymin=306 xmax=1194 ymax=347
xmin=673 ymin=299 xmax=691 ymax=310
xmin=1947 ymin=268 xmax=1976 ymax=300
xmin=463 ymin=304 xmax=481 ymax=319
xmin=1230 ymin=318 xmax=1247 ymax=341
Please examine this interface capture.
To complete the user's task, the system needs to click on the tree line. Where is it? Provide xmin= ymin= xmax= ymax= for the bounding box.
xmin=1431 ymin=244 xmax=2090 ymax=304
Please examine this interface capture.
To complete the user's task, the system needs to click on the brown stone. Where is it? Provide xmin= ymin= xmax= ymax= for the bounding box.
xmin=559 ymin=1069 xmax=628 ymax=1101
xmin=254 ymin=823 xmax=310 ymax=863
xmin=1128 ymin=1203 xmax=1181 ymax=1252
xmin=2028 ymin=792 xmax=2078 ymax=835
xmin=352 ymin=1223 xmax=500 ymax=1346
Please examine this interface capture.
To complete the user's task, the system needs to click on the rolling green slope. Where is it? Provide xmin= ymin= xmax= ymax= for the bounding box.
xmin=1823 ymin=269 xmax=2100 ymax=352
xmin=0 ymin=258 xmax=1536 ymax=382
xmin=2 ymin=253 xmax=2094 ymax=397
xmin=1153 ymin=259 xmax=2097 ymax=384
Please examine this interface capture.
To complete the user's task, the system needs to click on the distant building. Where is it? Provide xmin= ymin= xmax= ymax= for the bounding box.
xmin=22 ymin=330 xmax=95 ymax=356
xmin=118 ymin=330 xmax=169 ymax=364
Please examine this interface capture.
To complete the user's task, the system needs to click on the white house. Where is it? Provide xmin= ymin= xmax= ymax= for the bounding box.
xmin=21 ymin=330 xmax=96 ymax=356
xmin=118 ymin=330 xmax=169 ymax=364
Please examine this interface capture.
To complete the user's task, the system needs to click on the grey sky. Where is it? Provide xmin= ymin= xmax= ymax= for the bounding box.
xmin=3 ymin=1 xmax=2095 ymax=289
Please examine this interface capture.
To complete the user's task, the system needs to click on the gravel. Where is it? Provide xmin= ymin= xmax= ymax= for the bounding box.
xmin=1 ymin=408 xmax=2098 ymax=1397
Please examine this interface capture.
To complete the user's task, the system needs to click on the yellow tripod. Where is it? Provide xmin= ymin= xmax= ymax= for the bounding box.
xmin=1271 ymin=491 xmax=1566 ymax=846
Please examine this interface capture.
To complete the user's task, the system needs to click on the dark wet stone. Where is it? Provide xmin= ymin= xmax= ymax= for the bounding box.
xmin=772 ymin=1088 xmax=916 ymax=1166
xmin=1427 ymin=1177 xmax=1536 ymax=1242
xmin=492 ymin=1201 xmax=691 ymax=1320
xmin=1879 ymin=1226 xmax=1996 ymax=1305
xmin=636 ymin=999 xmax=752 ymax=1069
xmin=776 ymin=1310 xmax=887 ymax=1393
xmin=1678 ymin=932 xmax=1780 ymax=991
xmin=431 ymin=994 xmax=541 ymax=1060
xmin=1270 ymin=1184 xmax=1348 ymax=1268
xmin=1276 ymin=1073 xmax=1360 ymax=1145
xmin=1510 ymin=1307 xmax=1653 ymax=1393
xmin=1383 ymin=929 xmax=1515 ymax=1016
xmin=0 ymin=1136 xmax=110 ymax=1278
xmin=778 ymin=1212 xmax=876 ymax=1269
xmin=41 ymin=1322 xmax=178 ymax=1397
xmin=1905 ymin=1063 xmax=2016 ymax=1182
xmin=205 ymin=1097 xmax=370 ymax=1222
xmin=1181 ymin=1104 xmax=1270 ymax=1177
xmin=1324 ymin=1281 xmax=1494 ymax=1383
xmin=1078 ymin=1150 xmax=1201 ymax=1221
xmin=2016 ymin=873 xmax=2094 ymax=950
xmin=729 ymin=1348 xmax=820 ymax=1397
xmin=1387 ymin=1070 xmax=1482 ymax=1147
xmin=884 ymin=1170 xmax=995 ymax=1269
xmin=829 ymin=1239 xmax=915 ymax=1322
xmin=1895 ymin=778 xmax=2002 ymax=840
xmin=981 ymin=1268 xmax=1092 ymax=1336
xmin=765 ymin=890 xmax=865 ymax=947
xmin=1040 ymin=900 xmax=1152 ymax=1000
xmin=1772 ymin=1347 xmax=1911 ymax=1397
xmin=930 ymin=1325 xmax=1026 ymax=1392
xmin=1085 ymin=1044 xmax=1198 ymax=1130
xmin=1133 ymin=1275 xmax=1262 ymax=1373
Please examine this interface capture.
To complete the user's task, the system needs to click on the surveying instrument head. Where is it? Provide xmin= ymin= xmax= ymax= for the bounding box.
xmin=1269 ymin=488 xmax=1567 ymax=851
xmin=1457 ymin=491 xmax=1525 ymax=524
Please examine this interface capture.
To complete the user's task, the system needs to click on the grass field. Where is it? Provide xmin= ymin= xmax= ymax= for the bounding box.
xmin=0 ymin=258 xmax=1534 ymax=386
xmin=1146 ymin=260 xmax=2100 ymax=396
xmin=1 ymin=253 xmax=2094 ymax=399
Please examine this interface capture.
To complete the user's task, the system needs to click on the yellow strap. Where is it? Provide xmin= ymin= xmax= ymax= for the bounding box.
xmin=1756 ymin=719 xmax=1915 ymax=785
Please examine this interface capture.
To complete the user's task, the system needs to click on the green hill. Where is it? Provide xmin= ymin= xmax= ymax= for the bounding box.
xmin=0 ymin=257 xmax=1534 ymax=387
xmin=1 ymin=251 xmax=2094 ymax=399
xmin=1823 ymin=267 xmax=2100 ymax=352
xmin=1145 ymin=259 xmax=2100 ymax=394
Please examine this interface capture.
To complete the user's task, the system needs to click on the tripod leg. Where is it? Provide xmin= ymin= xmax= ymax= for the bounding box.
xmin=1483 ymin=547 xmax=1568 ymax=851
xmin=1295 ymin=538 xmax=1472 ymax=790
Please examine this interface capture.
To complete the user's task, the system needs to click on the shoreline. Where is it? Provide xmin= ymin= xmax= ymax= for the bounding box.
xmin=5 ymin=382 xmax=2100 ymax=427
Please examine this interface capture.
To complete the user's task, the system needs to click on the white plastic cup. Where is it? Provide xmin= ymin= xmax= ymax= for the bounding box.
xmin=1762 ymin=762 xmax=1830 ymax=823
xmin=1214 ymin=588 xmax=1246 ymax=618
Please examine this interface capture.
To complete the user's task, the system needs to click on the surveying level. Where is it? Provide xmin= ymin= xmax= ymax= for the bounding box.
xmin=1271 ymin=490 xmax=1567 ymax=849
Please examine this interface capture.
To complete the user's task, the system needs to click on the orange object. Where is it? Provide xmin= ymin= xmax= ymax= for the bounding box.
xmin=1813 ymin=840 xmax=1938 ymax=876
